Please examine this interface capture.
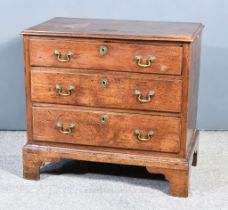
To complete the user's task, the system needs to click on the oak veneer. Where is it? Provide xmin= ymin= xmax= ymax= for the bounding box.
xmin=22 ymin=17 xmax=202 ymax=42
xmin=22 ymin=17 xmax=203 ymax=197
xmin=29 ymin=39 xmax=183 ymax=75
xmin=31 ymin=68 xmax=182 ymax=112
xmin=32 ymin=106 xmax=181 ymax=153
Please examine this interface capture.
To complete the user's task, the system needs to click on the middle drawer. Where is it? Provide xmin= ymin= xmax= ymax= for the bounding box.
xmin=31 ymin=68 xmax=182 ymax=113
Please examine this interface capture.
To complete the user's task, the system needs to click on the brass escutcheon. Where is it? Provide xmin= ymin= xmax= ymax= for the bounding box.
xmin=99 ymin=46 xmax=108 ymax=56
xmin=100 ymin=115 xmax=108 ymax=124
xmin=100 ymin=79 xmax=109 ymax=88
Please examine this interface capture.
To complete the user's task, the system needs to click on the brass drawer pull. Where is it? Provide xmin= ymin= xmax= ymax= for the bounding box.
xmin=56 ymin=122 xmax=76 ymax=135
xmin=55 ymin=84 xmax=75 ymax=96
xmin=135 ymin=90 xmax=155 ymax=103
xmin=53 ymin=50 xmax=74 ymax=63
xmin=134 ymin=129 xmax=155 ymax=142
xmin=134 ymin=55 xmax=156 ymax=68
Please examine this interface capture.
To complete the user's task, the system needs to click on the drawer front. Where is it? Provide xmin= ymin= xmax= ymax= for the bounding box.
xmin=31 ymin=69 xmax=182 ymax=113
xmin=32 ymin=107 xmax=181 ymax=153
xmin=30 ymin=39 xmax=183 ymax=75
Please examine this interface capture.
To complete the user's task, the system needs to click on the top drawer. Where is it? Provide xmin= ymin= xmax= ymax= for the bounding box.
xmin=30 ymin=39 xmax=183 ymax=75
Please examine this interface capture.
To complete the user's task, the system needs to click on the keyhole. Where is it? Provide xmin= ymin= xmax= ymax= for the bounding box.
xmin=99 ymin=46 xmax=108 ymax=56
xmin=100 ymin=79 xmax=109 ymax=88
xmin=100 ymin=115 xmax=108 ymax=124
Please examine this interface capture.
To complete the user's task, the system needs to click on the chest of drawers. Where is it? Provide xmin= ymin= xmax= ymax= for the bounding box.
xmin=22 ymin=17 xmax=203 ymax=197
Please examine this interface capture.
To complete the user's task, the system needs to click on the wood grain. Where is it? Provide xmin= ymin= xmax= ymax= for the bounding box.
xmin=146 ymin=167 xmax=189 ymax=197
xmin=23 ymin=36 xmax=33 ymax=143
xmin=22 ymin=17 xmax=203 ymax=197
xmin=179 ymin=34 xmax=202 ymax=157
xmin=23 ymin=147 xmax=60 ymax=180
xmin=21 ymin=17 xmax=204 ymax=42
xmin=32 ymin=106 xmax=181 ymax=153
xmin=23 ymin=143 xmax=191 ymax=197
xmin=31 ymin=68 xmax=182 ymax=112
xmin=186 ymin=34 xmax=202 ymax=150
xmin=30 ymin=39 xmax=183 ymax=75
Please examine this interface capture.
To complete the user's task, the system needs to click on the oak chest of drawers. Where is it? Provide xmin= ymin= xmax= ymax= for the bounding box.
xmin=21 ymin=17 xmax=203 ymax=197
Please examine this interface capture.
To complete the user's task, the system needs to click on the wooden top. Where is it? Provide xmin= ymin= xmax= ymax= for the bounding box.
xmin=21 ymin=17 xmax=204 ymax=42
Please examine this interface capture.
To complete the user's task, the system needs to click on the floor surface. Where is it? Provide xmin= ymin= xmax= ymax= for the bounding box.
xmin=0 ymin=131 xmax=227 ymax=210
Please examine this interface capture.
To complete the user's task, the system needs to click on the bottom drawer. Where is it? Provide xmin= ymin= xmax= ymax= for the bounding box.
xmin=32 ymin=106 xmax=181 ymax=153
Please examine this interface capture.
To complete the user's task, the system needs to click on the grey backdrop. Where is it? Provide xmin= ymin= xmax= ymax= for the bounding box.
xmin=0 ymin=0 xmax=228 ymax=130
